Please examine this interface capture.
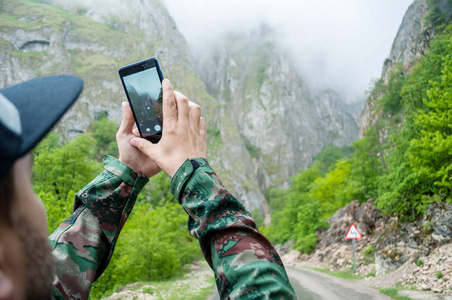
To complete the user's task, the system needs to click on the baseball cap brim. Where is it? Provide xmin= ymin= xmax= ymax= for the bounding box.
xmin=0 ymin=75 xmax=83 ymax=175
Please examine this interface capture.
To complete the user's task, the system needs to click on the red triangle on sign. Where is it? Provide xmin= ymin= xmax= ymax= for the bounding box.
xmin=345 ymin=224 xmax=362 ymax=239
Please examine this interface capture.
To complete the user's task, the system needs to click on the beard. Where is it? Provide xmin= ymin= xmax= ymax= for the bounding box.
xmin=14 ymin=214 xmax=55 ymax=300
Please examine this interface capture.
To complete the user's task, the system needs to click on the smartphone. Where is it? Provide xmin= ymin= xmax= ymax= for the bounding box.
xmin=119 ymin=57 xmax=164 ymax=143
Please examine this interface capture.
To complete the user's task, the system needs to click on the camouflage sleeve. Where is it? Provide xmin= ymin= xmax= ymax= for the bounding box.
xmin=171 ymin=158 xmax=296 ymax=299
xmin=49 ymin=155 xmax=149 ymax=299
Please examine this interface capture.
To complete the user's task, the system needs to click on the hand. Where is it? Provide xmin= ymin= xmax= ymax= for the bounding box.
xmin=130 ymin=79 xmax=207 ymax=177
xmin=116 ymin=102 xmax=161 ymax=178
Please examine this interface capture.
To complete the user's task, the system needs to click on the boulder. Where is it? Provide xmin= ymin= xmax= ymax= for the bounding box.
xmin=424 ymin=203 xmax=452 ymax=239
xmin=274 ymin=240 xmax=295 ymax=256
xmin=317 ymin=198 xmax=381 ymax=249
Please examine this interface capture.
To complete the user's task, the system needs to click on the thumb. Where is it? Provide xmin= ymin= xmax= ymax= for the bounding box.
xmin=130 ymin=137 xmax=157 ymax=159
xmin=119 ymin=102 xmax=135 ymax=134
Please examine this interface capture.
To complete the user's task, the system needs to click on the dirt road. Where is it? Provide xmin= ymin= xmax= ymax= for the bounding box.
xmin=286 ymin=267 xmax=391 ymax=300
xmin=208 ymin=267 xmax=391 ymax=300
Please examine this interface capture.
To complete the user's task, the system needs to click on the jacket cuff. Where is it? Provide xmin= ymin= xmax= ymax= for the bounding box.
xmin=103 ymin=155 xmax=149 ymax=190
xmin=170 ymin=158 xmax=211 ymax=201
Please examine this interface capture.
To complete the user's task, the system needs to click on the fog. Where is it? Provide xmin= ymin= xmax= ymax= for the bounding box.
xmin=160 ymin=0 xmax=414 ymax=102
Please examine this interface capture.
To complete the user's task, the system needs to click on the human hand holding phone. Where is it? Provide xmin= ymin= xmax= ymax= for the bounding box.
xmin=130 ymin=79 xmax=207 ymax=178
xmin=116 ymin=102 xmax=161 ymax=178
xmin=119 ymin=57 xmax=164 ymax=143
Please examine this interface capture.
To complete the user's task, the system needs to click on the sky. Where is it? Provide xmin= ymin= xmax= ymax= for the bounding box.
xmin=160 ymin=0 xmax=414 ymax=103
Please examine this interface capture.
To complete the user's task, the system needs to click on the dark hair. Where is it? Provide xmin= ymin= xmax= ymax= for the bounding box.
xmin=0 ymin=169 xmax=14 ymax=226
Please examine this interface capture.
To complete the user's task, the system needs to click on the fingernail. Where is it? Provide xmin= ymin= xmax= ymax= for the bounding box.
xmin=130 ymin=139 xmax=137 ymax=147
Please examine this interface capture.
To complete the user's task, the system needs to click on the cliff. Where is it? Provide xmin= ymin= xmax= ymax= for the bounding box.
xmin=359 ymin=0 xmax=432 ymax=137
xmin=196 ymin=27 xmax=360 ymax=192
xmin=0 ymin=0 xmax=266 ymax=213
xmin=0 ymin=0 xmax=361 ymax=216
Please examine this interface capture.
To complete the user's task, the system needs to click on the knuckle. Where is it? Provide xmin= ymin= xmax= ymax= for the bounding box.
xmin=179 ymin=96 xmax=188 ymax=105
xmin=192 ymin=104 xmax=201 ymax=113
xmin=115 ymin=131 xmax=122 ymax=140
xmin=165 ymin=122 xmax=177 ymax=133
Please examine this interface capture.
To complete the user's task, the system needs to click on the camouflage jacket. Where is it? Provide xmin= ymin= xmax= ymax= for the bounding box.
xmin=172 ymin=158 xmax=296 ymax=299
xmin=49 ymin=156 xmax=149 ymax=299
xmin=49 ymin=156 xmax=295 ymax=299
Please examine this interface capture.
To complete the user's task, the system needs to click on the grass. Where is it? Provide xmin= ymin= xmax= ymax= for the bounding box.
xmin=92 ymin=261 xmax=216 ymax=300
xmin=379 ymin=288 xmax=414 ymax=300
xmin=141 ymin=275 xmax=216 ymax=300
xmin=69 ymin=49 xmax=119 ymax=79
xmin=311 ymin=268 xmax=415 ymax=300
xmin=309 ymin=267 xmax=364 ymax=280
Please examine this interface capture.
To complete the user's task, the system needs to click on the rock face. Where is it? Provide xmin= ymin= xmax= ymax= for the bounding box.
xmin=0 ymin=0 xmax=265 ymax=212
xmin=0 ymin=0 xmax=361 ymax=215
xmin=317 ymin=199 xmax=381 ymax=250
xmin=196 ymin=27 xmax=360 ymax=192
xmin=381 ymin=0 xmax=432 ymax=80
xmin=404 ymin=243 xmax=452 ymax=293
xmin=307 ymin=199 xmax=382 ymax=276
xmin=359 ymin=0 xmax=432 ymax=137
xmin=283 ymin=199 xmax=452 ymax=293
xmin=424 ymin=203 xmax=452 ymax=240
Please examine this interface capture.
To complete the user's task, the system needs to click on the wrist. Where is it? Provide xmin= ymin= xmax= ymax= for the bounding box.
xmin=165 ymin=157 xmax=191 ymax=178
xmin=169 ymin=158 xmax=212 ymax=202
xmin=104 ymin=155 xmax=149 ymax=187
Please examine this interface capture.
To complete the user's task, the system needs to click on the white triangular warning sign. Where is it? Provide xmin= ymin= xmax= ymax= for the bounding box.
xmin=345 ymin=224 xmax=362 ymax=239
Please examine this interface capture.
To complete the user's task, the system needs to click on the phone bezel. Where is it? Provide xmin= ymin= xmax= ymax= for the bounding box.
xmin=118 ymin=57 xmax=164 ymax=144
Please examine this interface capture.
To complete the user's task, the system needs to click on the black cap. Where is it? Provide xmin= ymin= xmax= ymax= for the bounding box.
xmin=0 ymin=75 xmax=84 ymax=178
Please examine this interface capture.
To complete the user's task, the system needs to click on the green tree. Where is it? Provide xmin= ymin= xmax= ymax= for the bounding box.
xmin=376 ymin=33 xmax=452 ymax=218
xmin=311 ymin=160 xmax=360 ymax=216
xmin=408 ymin=52 xmax=452 ymax=200
xmin=140 ymin=172 xmax=175 ymax=206
xmin=33 ymin=133 xmax=102 ymax=232
xmin=351 ymin=126 xmax=382 ymax=200
xmin=89 ymin=115 xmax=119 ymax=158
xmin=91 ymin=202 xmax=200 ymax=298
xmin=378 ymin=64 xmax=406 ymax=114
xmin=425 ymin=0 xmax=452 ymax=30
xmin=313 ymin=145 xmax=354 ymax=175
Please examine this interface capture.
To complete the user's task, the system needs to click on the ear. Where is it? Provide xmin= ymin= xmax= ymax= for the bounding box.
xmin=0 ymin=245 xmax=13 ymax=300
xmin=0 ymin=272 xmax=13 ymax=300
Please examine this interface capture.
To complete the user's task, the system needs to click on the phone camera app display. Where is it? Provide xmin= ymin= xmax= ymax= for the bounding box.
xmin=123 ymin=67 xmax=163 ymax=137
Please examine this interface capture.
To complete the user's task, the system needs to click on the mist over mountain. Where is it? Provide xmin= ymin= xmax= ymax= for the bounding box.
xmin=161 ymin=0 xmax=413 ymax=103
xmin=0 ymin=0 xmax=414 ymax=217
xmin=194 ymin=25 xmax=360 ymax=192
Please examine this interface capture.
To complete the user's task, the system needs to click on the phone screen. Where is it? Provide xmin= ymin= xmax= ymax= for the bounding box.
xmin=122 ymin=66 xmax=163 ymax=140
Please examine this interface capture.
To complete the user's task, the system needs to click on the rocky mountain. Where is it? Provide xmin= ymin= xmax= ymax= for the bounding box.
xmin=359 ymin=0 xmax=431 ymax=137
xmin=281 ymin=200 xmax=452 ymax=294
xmin=0 ymin=0 xmax=360 ymax=216
xmin=195 ymin=27 xmax=361 ymax=193
xmin=0 ymin=0 xmax=265 ymax=213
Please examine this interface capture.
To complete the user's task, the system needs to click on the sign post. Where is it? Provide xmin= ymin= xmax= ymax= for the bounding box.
xmin=345 ymin=224 xmax=362 ymax=273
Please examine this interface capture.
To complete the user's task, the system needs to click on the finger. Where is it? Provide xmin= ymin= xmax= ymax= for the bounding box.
xmin=189 ymin=102 xmax=201 ymax=131
xmin=200 ymin=117 xmax=207 ymax=158
xmin=174 ymin=91 xmax=190 ymax=128
xmin=130 ymin=137 xmax=157 ymax=160
xmin=162 ymin=79 xmax=177 ymax=129
xmin=132 ymin=127 xmax=140 ymax=137
xmin=118 ymin=102 xmax=135 ymax=134
xmin=199 ymin=117 xmax=206 ymax=138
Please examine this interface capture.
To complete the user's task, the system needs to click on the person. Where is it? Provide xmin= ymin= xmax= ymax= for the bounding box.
xmin=0 ymin=75 xmax=296 ymax=299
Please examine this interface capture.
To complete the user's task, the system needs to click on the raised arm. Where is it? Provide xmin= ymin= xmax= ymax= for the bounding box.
xmin=131 ymin=79 xmax=296 ymax=299
xmin=172 ymin=158 xmax=296 ymax=299
xmin=50 ymin=102 xmax=160 ymax=299
xmin=49 ymin=157 xmax=148 ymax=298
